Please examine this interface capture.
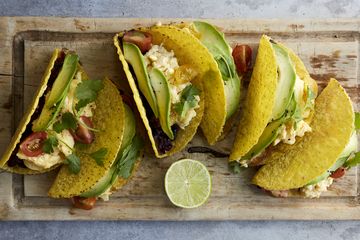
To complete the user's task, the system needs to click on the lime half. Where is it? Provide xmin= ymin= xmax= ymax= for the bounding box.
xmin=165 ymin=159 xmax=212 ymax=208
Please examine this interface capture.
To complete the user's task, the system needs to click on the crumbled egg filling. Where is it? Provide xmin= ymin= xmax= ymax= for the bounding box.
xmin=300 ymin=177 xmax=333 ymax=198
xmin=17 ymin=71 xmax=96 ymax=171
xmin=273 ymin=76 xmax=312 ymax=146
xmin=144 ymin=44 xmax=200 ymax=130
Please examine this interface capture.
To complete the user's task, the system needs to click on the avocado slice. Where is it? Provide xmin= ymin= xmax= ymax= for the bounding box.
xmin=149 ymin=67 xmax=174 ymax=140
xmin=32 ymin=54 xmax=79 ymax=131
xmin=123 ymin=42 xmax=159 ymax=118
xmin=80 ymin=104 xmax=136 ymax=198
xmin=306 ymin=132 xmax=358 ymax=186
xmin=193 ymin=21 xmax=241 ymax=120
xmin=270 ymin=43 xmax=296 ymax=121
xmin=242 ymin=118 xmax=285 ymax=160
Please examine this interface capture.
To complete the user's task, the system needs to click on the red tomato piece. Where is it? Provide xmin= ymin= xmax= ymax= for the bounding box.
xmin=71 ymin=196 xmax=97 ymax=210
xmin=123 ymin=30 xmax=152 ymax=53
xmin=19 ymin=131 xmax=48 ymax=157
xmin=232 ymin=44 xmax=252 ymax=75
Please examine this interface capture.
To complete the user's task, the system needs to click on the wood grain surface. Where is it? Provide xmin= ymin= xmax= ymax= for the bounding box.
xmin=0 ymin=17 xmax=359 ymax=220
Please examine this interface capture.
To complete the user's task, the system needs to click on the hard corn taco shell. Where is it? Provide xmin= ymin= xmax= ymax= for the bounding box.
xmin=229 ymin=35 xmax=277 ymax=161
xmin=229 ymin=35 xmax=318 ymax=161
xmin=48 ymin=78 xmax=125 ymax=198
xmin=177 ymin=22 xmax=237 ymax=145
xmin=0 ymin=49 xmax=72 ymax=174
xmin=252 ymin=79 xmax=354 ymax=190
xmin=114 ymin=25 xmax=208 ymax=158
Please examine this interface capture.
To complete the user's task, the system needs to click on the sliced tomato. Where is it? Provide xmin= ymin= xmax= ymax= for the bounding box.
xmin=330 ymin=167 xmax=346 ymax=179
xmin=71 ymin=116 xmax=95 ymax=144
xmin=232 ymin=44 xmax=252 ymax=75
xmin=123 ymin=30 xmax=152 ymax=53
xmin=71 ymin=196 xmax=97 ymax=210
xmin=19 ymin=131 xmax=48 ymax=157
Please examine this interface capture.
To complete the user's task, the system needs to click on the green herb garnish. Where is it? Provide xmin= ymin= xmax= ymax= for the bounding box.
xmin=344 ymin=152 xmax=360 ymax=168
xmin=42 ymin=135 xmax=59 ymax=154
xmin=75 ymin=79 xmax=103 ymax=111
xmin=116 ymin=136 xmax=144 ymax=179
xmin=53 ymin=112 xmax=78 ymax=133
xmin=174 ymin=85 xmax=200 ymax=118
xmin=89 ymin=148 xmax=108 ymax=166
xmin=65 ymin=154 xmax=81 ymax=174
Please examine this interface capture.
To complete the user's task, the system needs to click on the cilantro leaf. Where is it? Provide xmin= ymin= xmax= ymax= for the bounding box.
xmin=75 ymin=79 xmax=103 ymax=111
xmin=116 ymin=135 xmax=144 ymax=179
xmin=89 ymin=148 xmax=108 ymax=166
xmin=174 ymin=85 xmax=200 ymax=118
xmin=344 ymin=152 xmax=360 ymax=168
xmin=53 ymin=112 xmax=78 ymax=133
xmin=229 ymin=162 xmax=243 ymax=174
xmin=355 ymin=112 xmax=360 ymax=131
xmin=65 ymin=154 xmax=81 ymax=174
xmin=42 ymin=136 xmax=58 ymax=154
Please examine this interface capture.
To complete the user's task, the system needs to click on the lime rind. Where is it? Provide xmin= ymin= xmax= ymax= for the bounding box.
xmin=165 ymin=159 xmax=212 ymax=209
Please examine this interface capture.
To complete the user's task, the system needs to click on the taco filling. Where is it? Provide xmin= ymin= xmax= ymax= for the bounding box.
xmin=12 ymin=50 xmax=102 ymax=172
xmin=253 ymin=79 xmax=359 ymax=198
xmin=271 ymin=119 xmax=359 ymax=198
xmin=234 ymin=40 xmax=316 ymax=167
xmin=120 ymin=31 xmax=200 ymax=154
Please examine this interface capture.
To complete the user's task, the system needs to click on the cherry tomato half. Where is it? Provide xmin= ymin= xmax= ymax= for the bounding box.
xmin=330 ymin=167 xmax=346 ymax=179
xmin=71 ymin=116 xmax=95 ymax=144
xmin=123 ymin=30 xmax=152 ymax=53
xmin=19 ymin=131 xmax=48 ymax=157
xmin=71 ymin=196 xmax=97 ymax=210
xmin=232 ymin=44 xmax=252 ymax=75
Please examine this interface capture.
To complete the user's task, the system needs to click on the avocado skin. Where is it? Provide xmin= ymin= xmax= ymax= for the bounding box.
xmin=32 ymin=53 xmax=79 ymax=131
xmin=193 ymin=21 xmax=241 ymax=120
xmin=123 ymin=42 xmax=159 ymax=118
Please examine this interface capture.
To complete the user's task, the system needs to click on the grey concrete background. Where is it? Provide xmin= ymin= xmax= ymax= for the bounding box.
xmin=1 ymin=0 xmax=360 ymax=239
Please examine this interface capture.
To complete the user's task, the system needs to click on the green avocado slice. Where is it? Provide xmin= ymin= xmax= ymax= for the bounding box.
xmin=123 ymin=42 xmax=159 ymax=118
xmin=306 ymin=132 xmax=358 ymax=186
xmin=80 ymin=104 xmax=136 ymax=198
xmin=32 ymin=53 xmax=79 ymax=131
xmin=193 ymin=21 xmax=241 ymax=120
xmin=242 ymin=118 xmax=285 ymax=160
xmin=270 ymin=43 xmax=296 ymax=121
xmin=149 ymin=67 xmax=174 ymax=140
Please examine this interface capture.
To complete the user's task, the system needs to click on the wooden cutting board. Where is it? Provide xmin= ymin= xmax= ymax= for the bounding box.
xmin=0 ymin=17 xmax=359 ymax=220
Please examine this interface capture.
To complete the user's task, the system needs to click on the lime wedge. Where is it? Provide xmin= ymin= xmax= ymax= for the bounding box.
xmin=165 ymin=159 xmax=211 ymax=208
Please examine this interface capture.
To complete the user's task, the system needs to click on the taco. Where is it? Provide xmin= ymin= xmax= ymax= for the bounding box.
xmin=1 ymin=49 xmax=109 ymax=174
xmin=253 ymin=79 xmax=359 ymax=198
xmin=114 ymin=25 xmax=208 ymax=158
xmin=177 ymin=21 xmax=246 ymax=144
xmin=48 ymin=84 xmax=144 ymax=209
xmin=229 ymin=35 xmax=318 ymax=167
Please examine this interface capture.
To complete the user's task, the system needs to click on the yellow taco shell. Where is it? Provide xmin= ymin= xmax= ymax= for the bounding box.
xmin=229 ymin=35 xmax=318 ymax=161
xmin=1 ymin=49 xmax=64 ymax=174
xmin=48 ymin=78 xmax=125 ymax=198
xmin=252 ymin=79 xmax=354 ymax=190
xmin=114 ymin=26 xmax=207 ymax=158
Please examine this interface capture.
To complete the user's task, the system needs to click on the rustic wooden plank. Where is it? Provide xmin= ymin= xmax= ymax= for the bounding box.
xmin=24 ymin=40 xmax=127 ymax=89
xmin=0 ymin=17 xmax=360 ymax=220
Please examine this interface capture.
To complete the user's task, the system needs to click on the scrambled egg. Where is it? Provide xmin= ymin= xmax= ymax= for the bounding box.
xmin=98 ymin=186 xmax=112 ymax=201
xmin=300 ymin=177 xmax=333 ymax=198
xmin=18 ymin=71 xmax=97 ymax=171
xmin=273 ymin=120 xmax=312 ymax=145
xmin=144 ymin=44 xmax=179 ymax=78
xmin=17 ymin=130 xmax=75 ymax=171
xmin=144 ymin=44 xmax=200 ymax=129
xmin=273 ymin=75 xmax=312 ymax=146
